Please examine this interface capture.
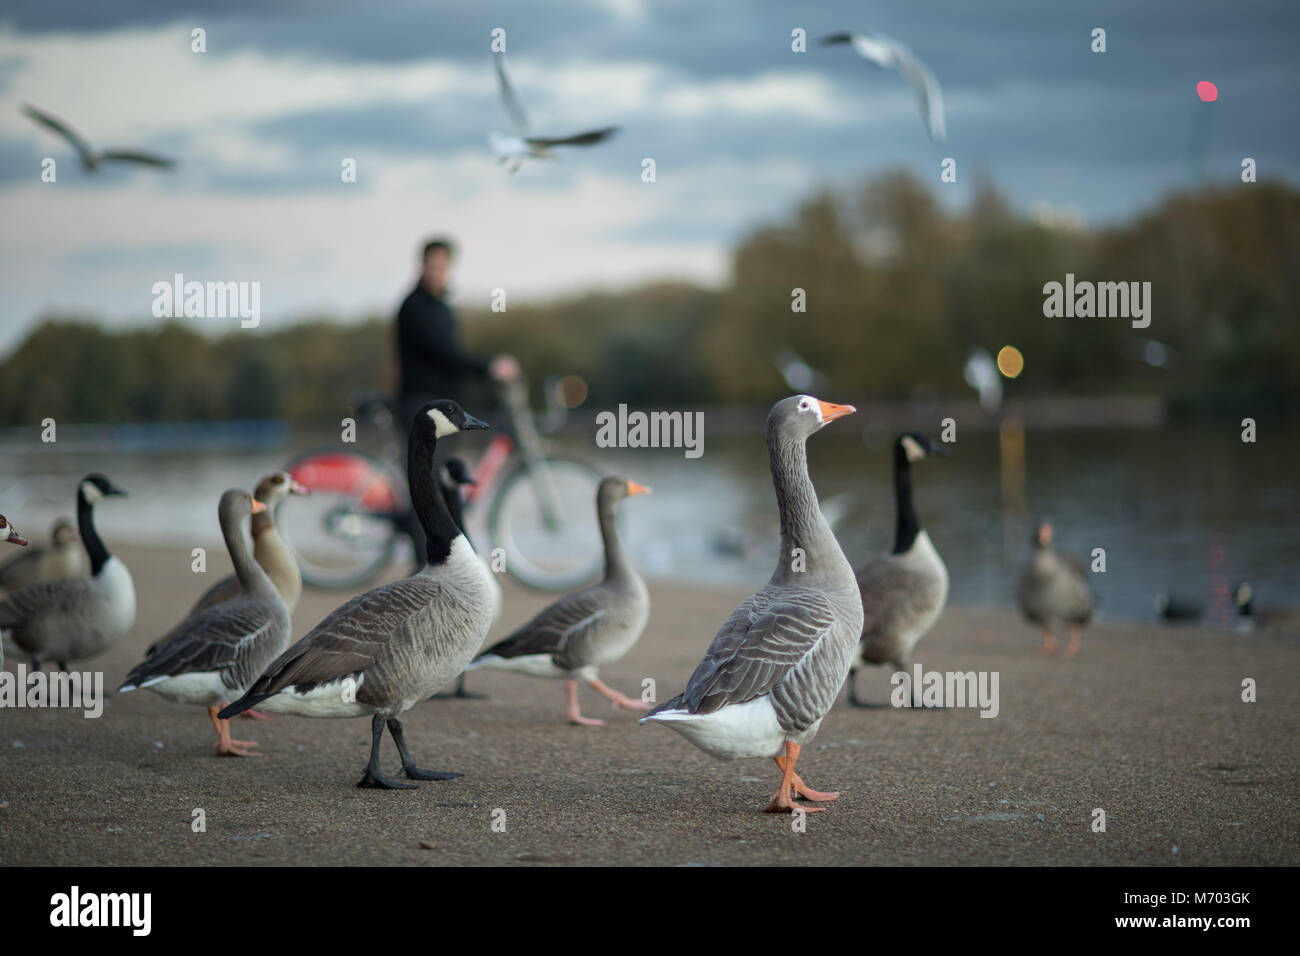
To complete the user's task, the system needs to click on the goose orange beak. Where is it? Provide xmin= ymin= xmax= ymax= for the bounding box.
xmin=8 ymin=532 xmax=27 ymax=547
xmin=817 ymin=400 xmax=856 ymax=423
xmin=251 ymin=499 xmax=267 ymax=514
xmin=627 ymin=480 xmax=652 ymax=496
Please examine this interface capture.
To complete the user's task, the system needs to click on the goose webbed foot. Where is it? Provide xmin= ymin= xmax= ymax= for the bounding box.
xmin=564 ymin=679 xmax=606 ymax=726
xmin=587 ymin=676 xmax=650 ymax=713
xmin=764 ymin=743 xmax=833 ymax=814
xmin=385 ymin=717 xmax=462 ymax=782
xmin=210 ymin=705 xmax=262 ymax=757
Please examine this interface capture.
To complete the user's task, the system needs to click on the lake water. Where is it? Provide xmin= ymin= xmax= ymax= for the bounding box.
xmin=3 ymin=418 xmax=1295 ymax=627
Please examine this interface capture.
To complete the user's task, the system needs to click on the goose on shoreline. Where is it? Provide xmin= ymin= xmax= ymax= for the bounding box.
xmin=0 ymin=517 xmax=86 ymax=596
xmin=431 ymin=457 xmax=500 ymax=700
xmin=848 ymin=433 xmax=949 ymax=708
xmin=146 ymin=472 xmax=307 ymax=657
xmin=119 ymin=490 xmax=292 ymax=757
xmin=1017 ymin=521 xmax=1093 ymax=657
xmin=0 ymin=475 xmax=135 ymax=671
xmin=467 ymin=476 xmax=651 ymax=725
xmin=1235 ymin=582 xmax=1300 ymax=634
xmin=218 ymin=401 xmax=497 ymax=789
xmin=642 ymin=396 xmax=864 ymax=814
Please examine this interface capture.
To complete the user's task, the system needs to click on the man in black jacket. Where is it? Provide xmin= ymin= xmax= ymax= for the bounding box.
xmin=396 ymin=237 xmax=518 ymax=426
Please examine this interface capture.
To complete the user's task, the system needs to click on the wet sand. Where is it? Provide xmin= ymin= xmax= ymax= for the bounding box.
xmin=1 ymin=543 xmax=1297 ymax=866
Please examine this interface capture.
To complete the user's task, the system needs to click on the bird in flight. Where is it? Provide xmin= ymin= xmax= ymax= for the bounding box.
xmin=489 ymin=53 xmax=620 ymax=172
xmin=821 ymin=32 xmax=947 ymax=142
xmin=21 ymin=104 xmax=177 ymax=173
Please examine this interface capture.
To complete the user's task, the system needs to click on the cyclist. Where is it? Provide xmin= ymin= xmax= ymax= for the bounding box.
xmin=395 ymin=236 xmax=519 ymax=564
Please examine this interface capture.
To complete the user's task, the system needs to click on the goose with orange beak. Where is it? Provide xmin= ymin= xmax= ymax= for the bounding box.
xmin=120 ymin=490 xmax=292 ymax=757
xmin=466 ymin=476 xmax=652 ymax=725
xmin=642 ymin=396 xmax=864 ymax=813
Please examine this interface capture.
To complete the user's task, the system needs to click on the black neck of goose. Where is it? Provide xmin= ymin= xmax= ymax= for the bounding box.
xmin=440 ymin=482 xmax=468 ymax=537
xmin=77 ymin=489 xmax=110 ymax=576
xmin=892 ymin=442 xmax=920 ymax=554
xmin=222 ymin=505 xmax=275 ymax=597
xmin=597 ymin=495 xmax=627 ymax=580
xmin=409 ymin=430 xmax=461 ymax=564
xmin=769 ymin=428 xmax=824 ymax=569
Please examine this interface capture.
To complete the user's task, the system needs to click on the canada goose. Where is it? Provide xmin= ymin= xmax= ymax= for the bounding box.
xmin=431 ymin=457 xmax=500 ymax=701
xmin=820 ymin=33 xmax=947 ymax=141
xmin=1017 ymin=521 xmax=1093 ymax=657
xmin=0 ymin=517 xmax=86 ymax=595
xmin=119 ymin=490 xmax=291 ymax=756
xmin=490 ymin=52 xmax=620 ymax=172
xmin=1234 ymin=582 xmax=1300 ymax=634
xmin=467 ymin=476 xmax=651 ymax=725
xmin=218 ymin=401 xmax=496 ymax=788
xmin=21 ymin=104 xmax=176 ymax=172
xmin=0 ymin=475 xmax=135 ymax=671
xmin=642 ymin=396 xmax=864 ymax=814
xmin=145 ymin=472 xmax=307 ymax=657
xmin=848 ymin=433 xmax=949 ymax=708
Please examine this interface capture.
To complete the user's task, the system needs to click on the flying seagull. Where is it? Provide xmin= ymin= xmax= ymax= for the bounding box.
xmin=21 ymin=104 xmax=176 ymax=172
xmin=489 ymin=53 xmax=620 ymax=172
xmin=821 ymin=33 xmax=946 ymax=142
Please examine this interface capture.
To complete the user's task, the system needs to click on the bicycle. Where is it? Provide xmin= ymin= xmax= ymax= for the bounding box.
xmin=279 ymin=377 xmax=604 ymax=592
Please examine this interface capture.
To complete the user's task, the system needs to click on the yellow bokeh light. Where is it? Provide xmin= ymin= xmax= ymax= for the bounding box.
xmin=996 ymin=345 xmax=1024 ymax=378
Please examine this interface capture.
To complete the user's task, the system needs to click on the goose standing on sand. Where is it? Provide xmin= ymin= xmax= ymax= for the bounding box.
xmin=0 ymin=475 xmax=135 ymax=671
xmin=1017 ymin=521 xmax=1093 ymax=657
xmin=218 ymin=401 xmax=496 ymax=788
xmin=119 ymin=490 xmax=291 ymax=756
xmin=848 ymin=433 xmax=949 ymax=708
xmin=432 ymin=457 xmax=500 ymax=700
xmin=467 ymin=476 xmax=651 ymax=725
xmin=146 ymin=471 xmax=307 ymax=656
xmin=642 ymin=397 xmax=864 ymax=814
xmin=0 ymin=518 xmax=86 ymax=595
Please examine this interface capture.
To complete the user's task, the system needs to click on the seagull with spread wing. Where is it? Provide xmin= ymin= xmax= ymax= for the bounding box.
xmin=489 ymin=53 xmax=620 ymax=172
xmin=21 ymin=104 xmax=176 ymax=173
xmin=821 ymin=32 xmax=947 ymax=142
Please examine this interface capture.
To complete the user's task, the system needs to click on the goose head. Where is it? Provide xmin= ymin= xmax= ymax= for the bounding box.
xmin=0 ymin=515 xmax=27 ymax=547
xmin=51 ymin=517 xmax=78 ymax=546
xmin=440 ymin=457 xmax=478 ymax=491
xmin=1032 ymin=520 xmax=1053 ymax=549
xmin=254 ymin=471 xmax=310 ymax=510
xmin=218 ymin=488 xmax=266 ymax=526
xmin=598 ymin=476 xmax=652 ymax=509
xmin=414 ymin=400 xmax=489 ymax=440
xmin=79 ymin=473 xmax=127 ymax=506
xmin=898 ymin=432 xmax=949 ymax=462
xmin=770 ymin=394 xmax=856 ymax=440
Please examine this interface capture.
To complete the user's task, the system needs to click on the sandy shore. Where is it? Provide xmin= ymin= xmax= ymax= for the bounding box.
xmin=1 ymin=542 xmax=1296 ymax=867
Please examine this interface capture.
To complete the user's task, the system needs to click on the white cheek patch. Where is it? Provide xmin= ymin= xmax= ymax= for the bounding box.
xmin=80 ymin=480 xmax=104 ymax=504
xmin=901 ymin=436 xmax=926 ymax=462
xmin=427 ymin=407 xmax=458 ymax=438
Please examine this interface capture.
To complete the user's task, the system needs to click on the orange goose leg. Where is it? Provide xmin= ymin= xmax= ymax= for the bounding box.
xmin=564 ymin=680 xmax=606 ymax=726
xmin=587 ymin=677 xmax=651 ymax=713
xmin=209 ymin=704 xmax=262 ymax=757
xmin=764 ymin=742 xmax=836 ymax=813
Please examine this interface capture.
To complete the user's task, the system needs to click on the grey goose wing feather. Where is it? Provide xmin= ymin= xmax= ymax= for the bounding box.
xmin=239 ymin=575 xmax=447 ymax=698
xmin=0 ymin=576 xmax=98 ymax=630
xmin=657 ymin=587 xmax=838 ymax=718
xmin=146 ymin=573 xmax=240 ymax=656
xmin=125 ymin=597 xmax=283 ymax=691
xmin=479 ymin=587 xmax=610 ymax=668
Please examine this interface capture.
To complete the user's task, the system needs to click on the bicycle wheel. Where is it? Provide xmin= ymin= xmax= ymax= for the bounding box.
xmin=487 ymin=456 xmax=605 ymax=591
xmin=280 ymin=449 xmax=404 ymax=590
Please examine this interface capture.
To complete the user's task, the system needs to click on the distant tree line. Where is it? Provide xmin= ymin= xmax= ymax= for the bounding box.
xmin=1 ymin=172 xmax=1295 ymax=425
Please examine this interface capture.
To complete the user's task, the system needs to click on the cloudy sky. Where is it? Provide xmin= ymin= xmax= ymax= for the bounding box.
xmin=1 ymin=0 xmax=1296 ymax=344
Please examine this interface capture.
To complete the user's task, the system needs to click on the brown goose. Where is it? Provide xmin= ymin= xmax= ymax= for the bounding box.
xmin=642 ymin=396 xmax=864 ymax=814
xmin=0 ymin=475 xmax=135 ymax=671
xmin=145 ymin=471 xmax=307 ymax=656
xmin=119 ymin=490 xmax=291 ymax=756
xmin=0 ymin=517 xmax=85 ymax=595
xmin=848 ymin=433 xmax=949 ymax=707
xmin=1017 ymin=521 xmax=1093 ymax=657
xmin=218 ymin=401 xmax=497 ymax=789
xmin=467 ymin=476 xmax=651 ymax=725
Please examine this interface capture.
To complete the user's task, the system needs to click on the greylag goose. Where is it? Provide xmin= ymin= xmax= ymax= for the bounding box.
xmin=1017 ymin=521 xmax=1093 ymax=657
xmin=119 ymin=490 xmax=291 ymax=756
xmin=466 ymin=476 xmax=651 ymax=725
xmin=218 ymin=401 xmax=496 ymax=788
xmin=642 ymin=396 xmax=864 ymax=814
xmin=0 ymin=475 xmax=135 ymax=671
xmin=145 ymin=471 xmax=307 ymax=657
xmin=432 ymin=457 xmax=500 ymax=700
xmin=848 ymin=433 xmax=949 ymax=708
xmin=0 ymin=517 xmax=85 ymax=595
